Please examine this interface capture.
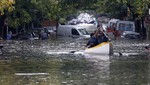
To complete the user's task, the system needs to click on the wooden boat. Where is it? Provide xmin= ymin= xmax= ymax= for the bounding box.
xmin=84 ymin=42 xmax=113 ymax=55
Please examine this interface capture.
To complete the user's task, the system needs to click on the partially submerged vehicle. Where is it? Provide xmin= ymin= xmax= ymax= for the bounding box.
xmin=84 ymin=42 xmax=113 ymax=55
xmin=121 ymin=31 xmax=141 ymax=39
xmin=107 ymin=19 xmax=139 ymax=39
xmin=57 ymin=25 xmax=90 ymax=39
xmin=76 ymin=23 xmax=97 ymax=34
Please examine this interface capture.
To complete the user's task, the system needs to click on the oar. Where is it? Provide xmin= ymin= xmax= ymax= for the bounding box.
xmin=145 ymin=44 xmax=150 ymax=50
xmin=97 ymin=26 xmax=111 ymax=41
xmin=69 ymin=50 xmax=77 ymax=53
xmin=0 ymin=45 xmax=3 ymax=49
xmin=98 ymin=26 xmax=123 ymax=56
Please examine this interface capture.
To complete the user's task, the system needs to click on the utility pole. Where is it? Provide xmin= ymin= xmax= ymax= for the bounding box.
xmin=148 ymin=8 xmax=150 ymax=40
xmin=145 ymin=15 xmax=150 ymax=40
xmin=144 ymin=6 xmax=150 ymax=40
xmin=4 ymin=18 xmax=8 ymax=39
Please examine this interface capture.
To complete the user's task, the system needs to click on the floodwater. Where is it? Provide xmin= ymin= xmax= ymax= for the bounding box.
xmin=0 ymin=37 xmax=150 ymax=85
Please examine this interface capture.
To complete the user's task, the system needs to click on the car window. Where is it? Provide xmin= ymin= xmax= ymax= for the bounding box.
xmin=78 ymin=29 xmax=89 ymax=35
xmin=72 ymin=29 xmax=79 ymax=35
xmin=118 ymin=23 xmax=134 ymax=31
xmin=126 ymin=24 xmax=133 ymax=31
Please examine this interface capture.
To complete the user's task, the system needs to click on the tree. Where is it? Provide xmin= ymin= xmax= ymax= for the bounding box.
xmin=3 ymin=0 xmax=150 ymax=29
xmin=6 ymin=0 xmax=62 ymax=29
xmin=95 ymin=0 xmax=150 ymax=20
xmin=4 ymin=0 xmax=99 ymax=29
xmin=0 ymin=0 xmax=14 ymax=15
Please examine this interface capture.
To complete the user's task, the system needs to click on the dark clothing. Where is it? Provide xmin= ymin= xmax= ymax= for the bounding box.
xmin=86 ymin=31 xmax=109 ymax=48
xmin=40 ymin=31 xmax=48 ymax=40
xmin=86 ymin=36 xmax=98 ymax=48
xmin=97 ymin=35 xmax=108 ymax=43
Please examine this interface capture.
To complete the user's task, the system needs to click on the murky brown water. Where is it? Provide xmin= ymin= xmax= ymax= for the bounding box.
xmin=0 ymin=38 xmax=150 ymax=85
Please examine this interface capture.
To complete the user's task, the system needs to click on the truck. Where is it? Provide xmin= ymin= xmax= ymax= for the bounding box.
xmin=106 ymin=19 xmax=138 ymax=39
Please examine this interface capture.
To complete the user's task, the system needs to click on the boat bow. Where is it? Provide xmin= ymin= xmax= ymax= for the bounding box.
xmin=84 ymin=42 xmax=113 ymax=55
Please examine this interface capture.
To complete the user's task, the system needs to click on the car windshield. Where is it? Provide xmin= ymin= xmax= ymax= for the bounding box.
xmin=118 ymin=23 xmax=134 ymax=31
xmin=78 ymin=29 xmax=89 ymax=35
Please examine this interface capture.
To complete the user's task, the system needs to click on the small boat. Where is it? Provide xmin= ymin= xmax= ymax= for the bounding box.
xmin=84 ymin=42 xmax=113 ymax=55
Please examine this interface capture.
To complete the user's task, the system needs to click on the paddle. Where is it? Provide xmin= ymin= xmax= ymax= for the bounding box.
xmin=69 ymin=50 xmax=77 ymax=53
xmin=97 ymin=26 xmax=123 ymax=56
xmin=97 ymin=26 xmax=111 ymax=40
xmin=145 ymin=44 xmax=150 ymax=51
xmin=0 ymin=45 xmax=3 ymax=49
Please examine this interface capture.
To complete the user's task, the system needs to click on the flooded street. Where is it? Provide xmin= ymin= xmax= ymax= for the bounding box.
xmin=0 ymin=38 xmax=150 ymax=85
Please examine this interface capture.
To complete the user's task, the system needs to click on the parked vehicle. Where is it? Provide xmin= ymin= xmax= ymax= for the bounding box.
xmin=57 ymin=25 xmax=90 ymax=39
xmin=76 ymin=23 xmax=97 ymax=34
xmin=107 ymin=19 xmax=120 ymax=27
xmin=18 ymin=31 xmax=39 ymax=40
xmin=121 ymin=31 xmax=141 ymax=39
xmin=107 ymin=19 xmax=136 ymax=39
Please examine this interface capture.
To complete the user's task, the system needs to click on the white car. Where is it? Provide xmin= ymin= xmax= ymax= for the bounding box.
xmin=121 ymin=31 xmax=141 ymax=39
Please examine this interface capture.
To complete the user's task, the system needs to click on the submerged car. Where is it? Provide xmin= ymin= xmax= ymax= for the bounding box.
xmin=18 ymin=32 xmax=39 ymax=40
xmin=57 ymin=24 xmax=90 ymax=39
xmin=121 ymin=31 xmax=141 ymax=39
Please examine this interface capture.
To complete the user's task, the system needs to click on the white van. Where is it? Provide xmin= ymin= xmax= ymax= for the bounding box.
xmin=107 ymin=19 xmax=136 ymax=39
xmin=107 ymin=19 xmax=120 ymax=27
xmin=76 ymin=23 xmax=97 ymax=34
xmin=107 ymin=19 xmax=135 ymax=32
xmin=57 ymin=25 xmax=90 ymax=39
xmin=116 ymin=21 xmax=135 ymax=31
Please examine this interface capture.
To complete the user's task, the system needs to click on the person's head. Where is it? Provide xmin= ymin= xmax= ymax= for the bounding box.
xmin=99 ymin=30 xmax=103 ymax=34
xmin=97 ymin=24 xmax=102 ymax=28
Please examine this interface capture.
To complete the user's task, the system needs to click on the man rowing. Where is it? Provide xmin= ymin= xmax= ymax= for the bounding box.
xmin=86 ymin=26 xmax=109 ymax=48
xmin=86 ymin=30 xmax=98 ymax=48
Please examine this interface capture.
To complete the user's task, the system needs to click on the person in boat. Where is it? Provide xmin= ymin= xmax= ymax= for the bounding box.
xmin=86 ymin=31 xmax=98 ymax=48
xmin=96 ymin=25 xmax=109 ymax=43
xmin=97 ymin=29 xmax=109 ymax=43
xmin=86 ymin=27 xmax=109 ymax=48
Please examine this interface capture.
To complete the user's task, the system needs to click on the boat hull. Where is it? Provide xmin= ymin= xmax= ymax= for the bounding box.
xmin=84 ymin=42 xmax=113 ymax=55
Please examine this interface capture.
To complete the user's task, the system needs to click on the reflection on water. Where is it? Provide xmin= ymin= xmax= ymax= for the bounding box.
xmin=109 ymin=60 xmax=150 ymax=85
xmin=0 ymin=38 xmax=150 ymax=85
xmin=0 ymin=55 xmax=110 ymax=85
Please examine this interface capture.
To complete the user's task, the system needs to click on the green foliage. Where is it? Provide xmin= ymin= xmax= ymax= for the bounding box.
xmin=95 ymin=0 xmax=150 ymax=19
xmin=3 ymin=0 xmax=150 ymax=28
xmin=7 ymin=18 xmax=20 ymax=28
xmin=6 ymin=0 xmax=59 ymax=28
xmin=7 ymin=9 xmax=31 ymax=28
xmin=0 ymin=0 xmax=14 ymax=15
